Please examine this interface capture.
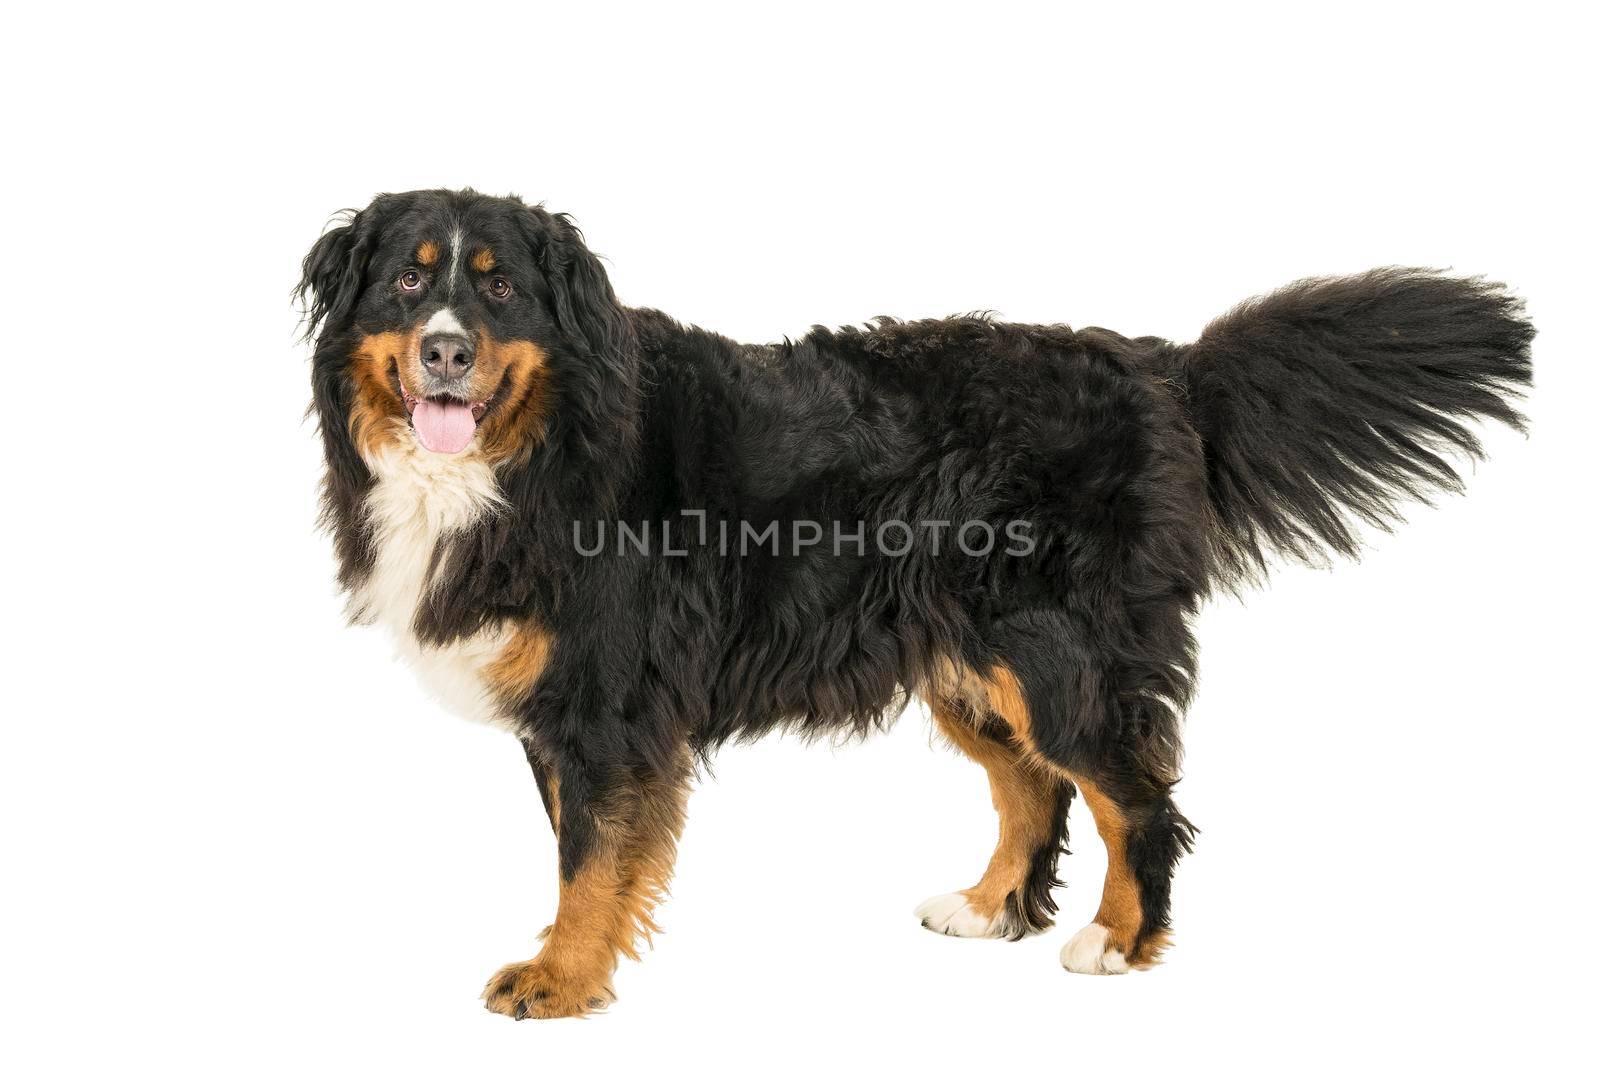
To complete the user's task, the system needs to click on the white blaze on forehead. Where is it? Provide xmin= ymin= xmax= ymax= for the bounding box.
xmin=423 ymin=306 xmax=467 ymax=336
xmin=447 ymin=226 xmax=465 ymax=298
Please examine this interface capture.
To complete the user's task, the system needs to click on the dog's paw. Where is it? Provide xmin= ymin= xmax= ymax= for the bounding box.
xmin=1058 ymin=923 xmax=1132 ymax=974
xmin=482 ymin=957 xmax=615 ymax=1020
xmin=915 ymin=891 xmax=1007 ymax=938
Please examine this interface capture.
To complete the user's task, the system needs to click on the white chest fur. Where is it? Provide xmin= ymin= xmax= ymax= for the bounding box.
xmin=353 ymin=437 xmax=515 ymax=730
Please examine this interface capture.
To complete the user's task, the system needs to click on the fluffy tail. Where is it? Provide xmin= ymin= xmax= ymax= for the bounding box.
xmin=1176 ymin=268 xmax=1533 ymax=583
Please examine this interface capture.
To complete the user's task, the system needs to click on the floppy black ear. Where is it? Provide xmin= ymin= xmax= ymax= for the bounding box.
xmin=296 ymin=206 xmax=380 ymax=339
xmin=521 ymin=208 xmax=636 ymax=367
xmin=298 ymin=202 xmax=392 ymax=586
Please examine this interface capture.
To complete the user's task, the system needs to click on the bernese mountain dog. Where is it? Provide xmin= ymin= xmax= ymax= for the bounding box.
xmin=298 ymin=188 xmax=1532 ymax=1019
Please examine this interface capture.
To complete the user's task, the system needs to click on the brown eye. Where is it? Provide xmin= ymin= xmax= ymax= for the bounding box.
xmin=489 ymin=276 xmax=512 ymax=300
xmin=399 ymin=269 xmax=423 ymax=291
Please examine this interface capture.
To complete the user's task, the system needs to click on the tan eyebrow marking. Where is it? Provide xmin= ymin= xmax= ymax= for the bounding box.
xmin=471 ymin=247 xmax=496 ymax=273
xmin=417 ymin=241 xmax=440 ymax=266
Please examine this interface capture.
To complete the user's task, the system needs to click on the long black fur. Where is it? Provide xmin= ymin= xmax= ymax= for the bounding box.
xmin=1172 ymin=268 xmax=1534 ymax=581
xmin=299 ymin=189 xmax=1532 ymax=981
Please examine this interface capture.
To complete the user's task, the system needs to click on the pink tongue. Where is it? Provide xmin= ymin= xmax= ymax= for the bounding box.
xmin=412 ymin=399 xmax=477 ymax=453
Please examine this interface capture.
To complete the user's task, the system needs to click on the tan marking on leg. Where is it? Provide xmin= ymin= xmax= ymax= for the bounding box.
xmin=471 ymin=247 xmax=496 ymax=272
xmin=930 ymin=699 xmax=1058 ymax=927
xmin=417 ymin=240 xmax=440 ymax=266
xmin=483 ymin=851 xmax=626 ymax=1018
xmin=542 ymin=766 xmax=561 ymax=834
xmin=1072 ymin=778 xmax=1148 ymax=964
xmin=978 ymin=665 xmax=1033 ymax=743
xmin=609 ymin=755 xmax=691 ymax=953
xmin=484 ymin=755 xmax=690 ymax=1020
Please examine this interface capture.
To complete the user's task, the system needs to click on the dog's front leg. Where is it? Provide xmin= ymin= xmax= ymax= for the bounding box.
xmin=483 ymin=744 xmax=691 ymax=1020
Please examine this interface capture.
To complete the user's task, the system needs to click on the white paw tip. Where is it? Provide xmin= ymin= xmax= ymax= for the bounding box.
xmin=1060 ymin=923 xmax=1131 ymax=974
xmin=915 ymin=892 xmax=1001 ymax=938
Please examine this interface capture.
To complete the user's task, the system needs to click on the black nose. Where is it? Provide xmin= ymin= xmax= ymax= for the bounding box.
xmin=421 ymin=332 xmax=475 ymax=383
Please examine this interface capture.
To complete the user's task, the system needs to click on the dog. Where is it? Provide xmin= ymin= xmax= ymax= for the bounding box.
xmin=298 ymin=188 xmax=1532 ymax=1018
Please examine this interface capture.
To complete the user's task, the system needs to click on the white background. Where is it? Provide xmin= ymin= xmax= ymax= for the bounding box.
xmin=4 ymin=2 xmax=1595 ymax=1064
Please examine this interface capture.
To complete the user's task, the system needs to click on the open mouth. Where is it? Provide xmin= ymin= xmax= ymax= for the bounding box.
xmin=393 ymin=368 xmax=493 ymax=455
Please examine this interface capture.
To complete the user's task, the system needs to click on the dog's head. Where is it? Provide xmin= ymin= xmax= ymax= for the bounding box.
xmin=299 ymin=189 xmax=634 ymax=467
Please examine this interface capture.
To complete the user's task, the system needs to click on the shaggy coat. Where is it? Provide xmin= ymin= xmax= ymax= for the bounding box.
xmin=299 ymin=189 xmax=1532 ymax=1018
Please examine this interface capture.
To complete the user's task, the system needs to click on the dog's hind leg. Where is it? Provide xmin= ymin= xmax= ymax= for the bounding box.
xmin=1053 ymin=745 xmax=1194 ymax=973
xmin=980 ymin=618 xmax=1197 ymax=973
xmin=914 ymin=685 xmax=1074 ymax=940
